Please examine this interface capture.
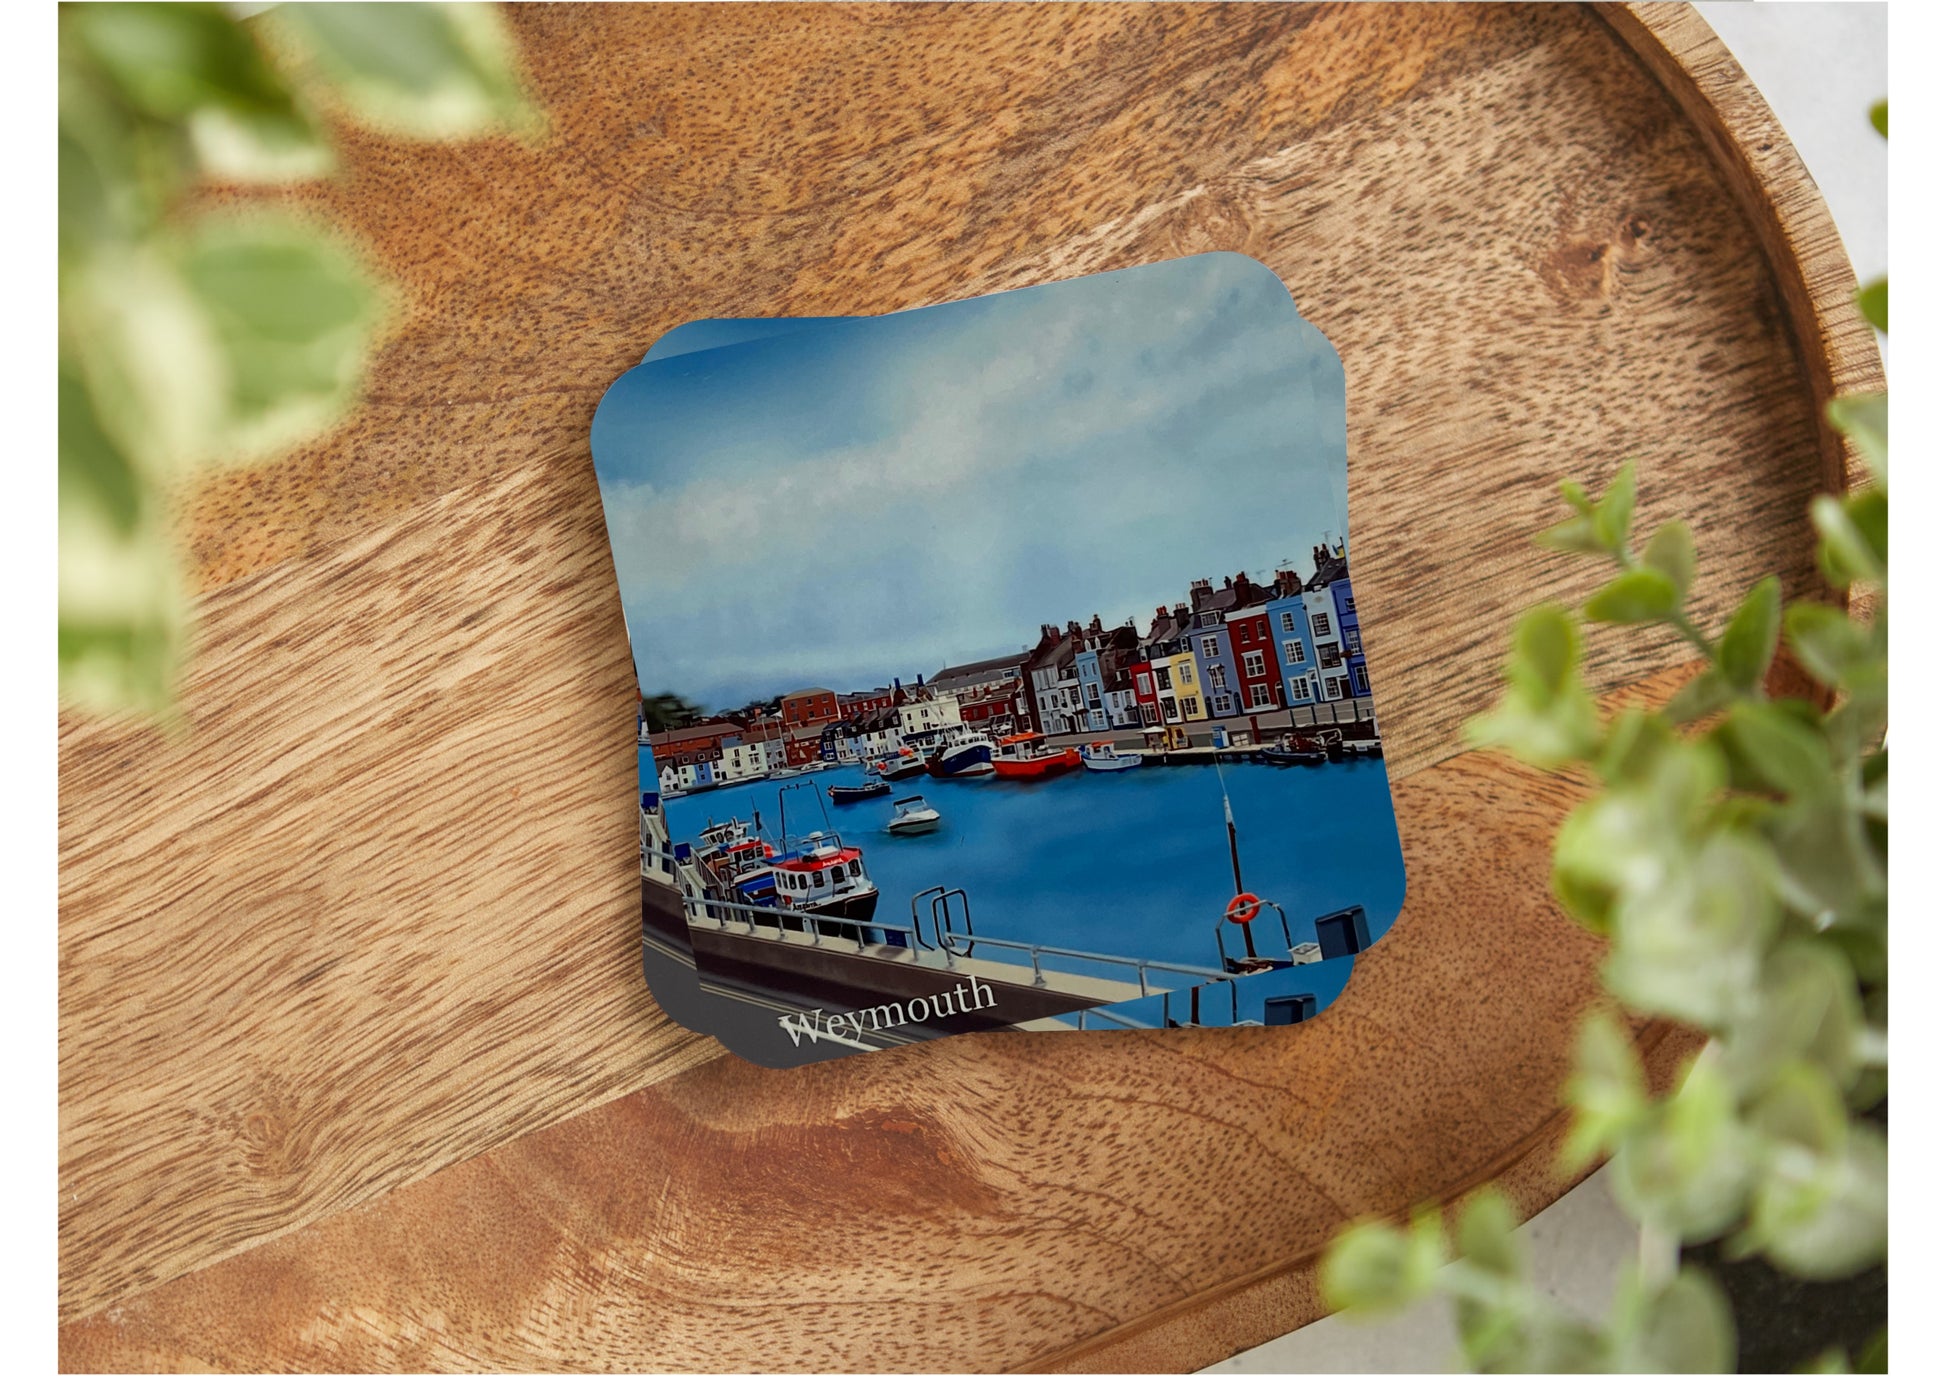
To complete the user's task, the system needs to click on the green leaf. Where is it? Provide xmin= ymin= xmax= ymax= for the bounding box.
xmin=1632 ymin=1269 xmax=1736 ymax=1374
xmin=1592 ymin=460 xmax=1638 ymax=551
xmin=1586 ymin=567 xmax=1679 ymax=625
xmin=1467 ymin=605 xmax=1601 ymax=769
xmin=1746 ymin=1062 xmax=1849 ymax=1156
xmin=1742 ymin=1122 xmax=1886 ymax=1279
xmin=1869 ymin=99 xmax=1887 ymax=138
xmin=1594 ymin=708 xmax=1676 ymax=786
xmin=1641 ymin=521 xmax=1696 ymax=599
xmin=273 ymin=2 xmax=538 ymax=141
xmin=1559 ymin=479 xmax=1593 ymax=513
xmin=1320 ymin=1209 xmax=1447 ymax=1315
xmin=1784 ymin=603 xmax=1871 ymax=689
xmin=1717 ymin=575 xmax=1781 ymax=691
xmin=66 ymin=2 xmax=330 ymax=181
xmin=1719 ymin=943 xmax=1864 ymax=1095
xmin=1663 ymin=668 xmax=1734 ymax=725
xmin=1562 ymin=1014 xmax=1647 ymax=1169
xmin=1826 ymin=393 xmax=1887 ymax=484
xmin=1537 ymin=512 xmax=1612 ymax=557
xmin=1813 ymin=491 xmax=1887 ymax=587
xmin=1719 ymin=700 xmax=1830 ymax=798
xmin=175 ymin=215 xmax=382 ymax=461
xmin=1455 ymin=1189 xmax=1523 ymax=1279
xmin=1853 ymin=278 xmax=1886 ymax=334
xmin=1611 ymin=1055 xmax=1753 ymax=1240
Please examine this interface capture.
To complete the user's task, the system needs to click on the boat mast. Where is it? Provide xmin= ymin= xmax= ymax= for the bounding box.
xmin=1217 ymin=759 xmax=1257 ymax=959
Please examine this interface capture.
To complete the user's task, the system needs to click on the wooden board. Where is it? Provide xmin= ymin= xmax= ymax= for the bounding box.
xmin=58 ymin=3 xmax=1879 ymax=1369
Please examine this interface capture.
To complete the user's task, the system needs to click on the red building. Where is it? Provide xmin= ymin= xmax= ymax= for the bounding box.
xmin=781 ymin=687 xmax=839 ymax=728
xmin=648 ymin=720 xmax=739 ymax=767
xmin=837 ymin=687 xmax=893 ymax=720
xmin=1226 ymin=607 xmax=1283 ymax=716
xmin=781 ymin=726 xmax=826 ymax=767
xmin=959 ymin=681 xmax=1021 ymax=730
xmin=1129 ymin=660 xmax=1161 ymax=726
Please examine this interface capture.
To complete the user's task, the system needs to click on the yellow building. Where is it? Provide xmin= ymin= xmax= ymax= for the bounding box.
xmin=1159 ymin=651 xmax=1205 ymax=723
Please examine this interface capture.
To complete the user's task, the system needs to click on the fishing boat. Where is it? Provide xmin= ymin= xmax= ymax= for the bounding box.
xmin=1260 ymin=732 xmax=1328 ymax=766
xmin=828 ymin=777 xmax=892 ymax=804
xmin=1342 ymin=737 xmax=1385 ymax=760
xmin=886 ymin=795 xmax=942 ymax=835
xmin=990 ymin=731 xmax=1081 ymax=780
xmin=769 ymin=832 xmax=881 ymax=927
xmin=1079 ymin=741 xmax=1142 ymax=773
xmin=874 ymin=750 xmax=928 ymax=782
xmin=924 ymin=726 xmax=996 ymax=778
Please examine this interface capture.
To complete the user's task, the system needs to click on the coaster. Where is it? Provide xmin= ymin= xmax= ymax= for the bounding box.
xmin=593 ymin=254 xmax=1404 ymax=1065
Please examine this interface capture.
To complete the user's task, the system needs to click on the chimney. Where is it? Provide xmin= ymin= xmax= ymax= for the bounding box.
xmin=1089 ymin=613 xmax=1103 ymax=634
xmin=1223 ymin=575 xmax=1234 ymax=590
xmin=1155 ymin=605 xmax=1167 ymax=619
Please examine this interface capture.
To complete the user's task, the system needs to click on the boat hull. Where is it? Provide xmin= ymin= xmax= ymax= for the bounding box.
xmin=926 ymin=742 xmax=994 ymax=777
xmin=1081 ymin=753 xmax=1141 ymax=772
xmin=992 ymin=748 xmax=1081 ymax=780
xmin=828 ymin=782 xmax=891 ymax=803
xmin=887 ymin=817 xmax=941 ymax=835
xmin=878 ymin=760 xmax=927 ymax=782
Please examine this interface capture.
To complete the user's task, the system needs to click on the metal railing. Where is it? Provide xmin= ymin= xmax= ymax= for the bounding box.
xmin=916 ymin=885 xmax=1226 ymax=997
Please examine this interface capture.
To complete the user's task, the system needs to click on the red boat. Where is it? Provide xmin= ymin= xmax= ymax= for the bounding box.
xmin=990 ymin=731 xmax=1081 ymax=780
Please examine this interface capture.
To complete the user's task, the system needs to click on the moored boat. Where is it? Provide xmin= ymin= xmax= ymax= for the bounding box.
xmin=828 ymin=777 xmax=892 ymax=804
xmin=991 ymin=731 xmax=1081 ymax=780
xmin=770 ymin=832 xmax=881 ymax=933
xmin=925 ymin=727 xmax=996 ymax=778
xmin=887 ymin=795 xmax=942 ymax=835
xmin=1260 ymin=732 xmax=1328 ymax=766
xmin=875 ymin=750 xmax=928 ymax=782
xmin=1079 ymin=741 xmax=1142 ymax=773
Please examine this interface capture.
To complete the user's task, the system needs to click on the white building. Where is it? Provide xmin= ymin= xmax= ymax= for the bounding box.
xmin=716 ymin=735 xmax=775 ymax=782
xmin=896 ymin=690 xmax=963 ymax=743
xmin=1301 ymin=589 xmax=1354 ymax=705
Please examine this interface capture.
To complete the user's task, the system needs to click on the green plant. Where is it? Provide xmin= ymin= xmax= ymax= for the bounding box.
xmin=59 ymin=2 xmax=535 ymax=715
xmin=1320 ymin=110 xmax=1887 ymax=1376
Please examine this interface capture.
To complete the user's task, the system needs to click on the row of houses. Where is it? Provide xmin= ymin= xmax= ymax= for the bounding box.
xmin=998 ymin=539 xmax=1372 ymax=738
xmin=644 ymin=541 xmax=1373 ymax=791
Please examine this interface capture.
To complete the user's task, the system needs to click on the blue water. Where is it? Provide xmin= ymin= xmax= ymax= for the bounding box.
xmin=649 ymin=748 xmax=1406 ymax=1020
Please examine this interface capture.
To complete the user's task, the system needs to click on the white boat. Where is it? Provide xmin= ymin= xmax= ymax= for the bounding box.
xmin=887 ymin=795 xmax=942 ymax=836
xmin=1080 ymin=741 xmax=1143 ymax=773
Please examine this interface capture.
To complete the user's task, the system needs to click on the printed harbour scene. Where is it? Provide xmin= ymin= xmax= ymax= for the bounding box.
xmin=593 ymin=254 xmax=1408 ymax=1054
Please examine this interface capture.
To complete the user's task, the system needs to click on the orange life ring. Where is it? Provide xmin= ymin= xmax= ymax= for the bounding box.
xmin=1225 ymin=892 xmax=1263 ymax=925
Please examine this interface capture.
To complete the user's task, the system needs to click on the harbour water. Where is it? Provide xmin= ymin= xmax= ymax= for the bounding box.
xmin=649 ymin=747 xmax=1405 ymax=1017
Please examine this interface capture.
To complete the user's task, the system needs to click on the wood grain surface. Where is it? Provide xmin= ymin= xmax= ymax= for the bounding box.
xmin=59 ymin=2 xmax=1879 ymax=1369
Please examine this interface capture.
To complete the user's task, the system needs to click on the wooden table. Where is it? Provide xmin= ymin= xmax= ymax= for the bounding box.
xmin=58 ymin=4 xmax=1878 ymax=1369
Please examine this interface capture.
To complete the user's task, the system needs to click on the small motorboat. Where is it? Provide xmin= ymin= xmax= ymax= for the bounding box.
xmin=828 ymin=778 xmax=892 ymax=804
xmin=1260 ymin=733 xmax=1328 ymax=766
xmin=886 ymin=795 xmax=942 ymax=835
xmin=1079 ymin=741 xmax=1142 ymax=773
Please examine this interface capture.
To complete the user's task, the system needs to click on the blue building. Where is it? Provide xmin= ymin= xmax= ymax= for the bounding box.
xmin=1264 ymin=571 xmax=1322 ymax=716
xmin=1332 ymin=579 xmax=1369 ymax=699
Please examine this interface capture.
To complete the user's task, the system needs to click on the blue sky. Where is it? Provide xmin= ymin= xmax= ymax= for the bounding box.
xmin=592 ymin=253 xmax=1349 ymax=711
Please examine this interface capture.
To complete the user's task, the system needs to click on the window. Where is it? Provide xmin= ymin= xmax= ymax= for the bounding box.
xmin=1344 ymin=594 xmax=1356 ymax=614
xmin=1279 ymin=611 xmax=1295 ymax=633
xmin=1352 ymin=664 xmax=1370 ymax=694
xmin=1163 ymin=698 xmax=1180 ymax=722
xmin=1344 ymin=627 xmax=1362 ymax=655
xmin=1087 ymin=684 xmax=1101 ymax=705
xmin=1283 ymin=639 xmax=1307 ymax=666
xmin=1238 ymin=622 xmax=1253 ymax=644
xmin=1214 ymin=694 xmax=1234 ymax=715
xmin=1317 ymin=641 xmax=1343 ymax=669
xmin=1141 ymin=703 xmax=1159 ymax=725
xmin=1208 ymin=664 xmax=1229 ymax=691
xmin=1249 ymin=683 xmax=1272 ymax=709
xmin=1289 ymin=677 xmax=1312 ymax=702
xmin=1311 ymin=612 xmax=1332 ymax=638
xmin=1201 ymin=635 xmax=1220 ymax=659
xmin=1183 ymin=697 xmax=1202 ymax=718
xmin=1243 ymin=650 xmax=1266 ymax=678
xmin=1326 ymin=676 xmax=1345 ymax=701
